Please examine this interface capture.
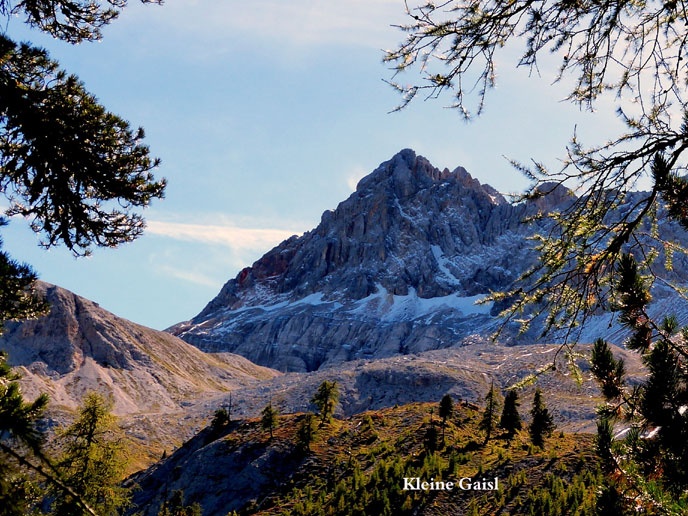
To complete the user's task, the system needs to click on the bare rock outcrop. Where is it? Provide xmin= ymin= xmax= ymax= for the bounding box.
xmin=172 ymin=149 xmax=688 ymax=373
xmin=0 ymin=282 xmax=278 ymax=416
xmin=171 ymin=150 xmax=549 ymax=371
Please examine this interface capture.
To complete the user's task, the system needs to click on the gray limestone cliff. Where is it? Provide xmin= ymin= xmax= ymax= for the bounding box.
xmin=171 ymin=150 xmax=550 ymax=371
xmin=171 ymin=149 xmax=688 ymax=373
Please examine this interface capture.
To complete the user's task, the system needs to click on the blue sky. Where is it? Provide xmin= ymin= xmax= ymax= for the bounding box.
xmin=1 ymin=1 xmax=623 ymax=329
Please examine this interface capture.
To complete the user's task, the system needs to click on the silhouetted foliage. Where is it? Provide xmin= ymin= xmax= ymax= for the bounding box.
xmin=500 ymin=390 xmax=522 ymax=440
xmin=0 ymin=226 xmax=48 ymax=331
xmin=0 ymin=354 xmax=100 ymax=515
xmin=590 ymin=338 xmax=625 ymax=400
xmin=0 ymin=351 xmax=47 ymax=515
xmin=438 ymin=394 xmax=453 ymax=443
xmin=595 ymin=480 xmax=626 ymax=516
xmin=529 ymin=389 xmax=555 ymax=449
xmin=211 ymin=407 xmax=229 ymax=431
xmin=0 ymin=35 xmax=165 ymax=257
xmin=479 ymin=380 xmax=501 ymax=445
xmin=590 ymin=254 xmax=688 ymax=512
xmin=158 ymin=489 xmax=202 ymax=516
xmin=0 ymin=0 xmax=163 ymax=44
xmin=0 ymin=0 xmax=164 ymax=332
xmin=594 ymin=418 xmax=615 ymax=475
xmin=296 ymin=413 xmax=316 ymax=453
xmin=261 ymin=403 xmax=279 ymax=440
xmin=423 ymin=423 xmax=439 ymax=453
xmin=311 ymin=380 xmax=339 ymax=426
xmin=0 ymin=1 xmax=162 ymax=513
xmin=0 ymin=352 xmax=47 ymax=451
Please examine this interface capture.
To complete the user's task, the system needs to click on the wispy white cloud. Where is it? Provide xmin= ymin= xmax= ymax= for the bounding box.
xmin=155 ymin=264 xmax=220 ymax=288
xmin=146 ymin=220 xmax=299 ymax=251
xmin=144 ymin=217 xmax=303 ymax=288
xmin=232 ymin=0 xmax=404 ymax=46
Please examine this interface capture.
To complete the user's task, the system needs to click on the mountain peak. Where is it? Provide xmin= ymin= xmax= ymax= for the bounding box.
xmin=354 ymin=149 xmax=503 ymax=204
xmin=173 ymin=151 xmax=536 ymax=371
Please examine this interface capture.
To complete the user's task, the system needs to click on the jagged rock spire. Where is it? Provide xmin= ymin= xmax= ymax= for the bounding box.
xmin=172 ymin=150 xmax=540 ymax=371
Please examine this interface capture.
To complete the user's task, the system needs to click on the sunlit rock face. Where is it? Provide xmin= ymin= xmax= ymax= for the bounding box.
xmin=170 ymin=150 xmax=548 ymax=372
xmin=0 ymin=282 xmax=277 ymax=415
xmin=171 ymin=149 xmax=688 ymax=372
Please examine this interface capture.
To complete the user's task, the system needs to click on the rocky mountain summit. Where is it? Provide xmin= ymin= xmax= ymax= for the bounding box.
xmin=200 ymin=149 xmax=527 ymax=305
xmin=173 ymin=149 xmax=688 ymax=373
xmin=171 ymin=150 xmax=567 ymax=371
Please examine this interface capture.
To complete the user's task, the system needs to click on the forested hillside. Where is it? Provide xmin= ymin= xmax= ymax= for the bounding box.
xmin=129 ymin=399 xmax=601 ymax=516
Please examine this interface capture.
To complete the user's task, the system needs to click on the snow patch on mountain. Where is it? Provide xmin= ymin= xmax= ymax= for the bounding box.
xmin=348 ymin=284 xmax=491 ymax=322
xmin=431 ymin=245 xmax=462 ymax=285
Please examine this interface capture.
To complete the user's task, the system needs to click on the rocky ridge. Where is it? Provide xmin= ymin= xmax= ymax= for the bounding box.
xmin=1 ymin=282 xmax=278 ymax=415
xmin=174 ymin=149 xmax=688 ymax=373
xmin=200 ymin=341 xmax=644 ymax=434
xmin=172 ymin=150 xmax=556 ymax=372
